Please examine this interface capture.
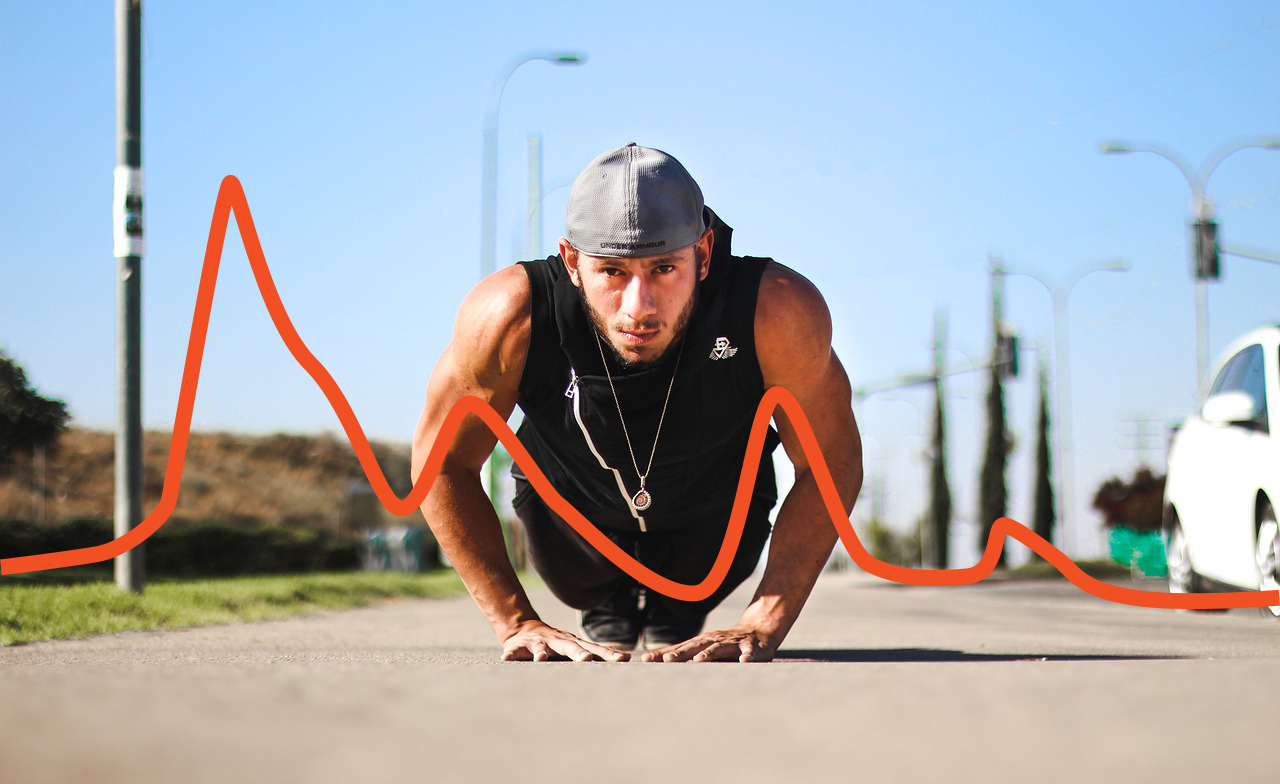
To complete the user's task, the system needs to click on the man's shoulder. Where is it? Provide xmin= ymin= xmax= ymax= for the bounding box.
xmin=755 ymin=261 xmax=828 ymax=333
xmin=451 ymin=264 xmax=533 ymax=382
xmin=457 ymin=264 xmax=533 ymax=334
xmin=754 ymin=261 xmax=833 ymax=384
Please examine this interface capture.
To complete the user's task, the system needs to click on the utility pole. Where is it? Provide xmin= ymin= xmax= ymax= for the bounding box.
xmin=993 ymin=258 xmax=1127 ymax=557
xmin=114 ymin=0 xmax=145 ymax=593
xmin=479 ymin=52 xmax=585 ymax=280
xmin=527 ymin=133 xmax=543 ymax=259
xmin=1100 ymin=138 xmax=1280 ymax=395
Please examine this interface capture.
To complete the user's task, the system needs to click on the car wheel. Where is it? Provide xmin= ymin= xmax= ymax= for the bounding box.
xmin=1166 ymin=518 xmax=1196 ymax=595
xmin=1256 ymin=502 xmax=1279 ymax=619
xmin=1166 ymin=516 xmax=1224 ymax=612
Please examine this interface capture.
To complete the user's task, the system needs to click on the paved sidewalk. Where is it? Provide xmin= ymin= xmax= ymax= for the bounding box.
xmin=2 ymin=573 xmax=1277 ymax=783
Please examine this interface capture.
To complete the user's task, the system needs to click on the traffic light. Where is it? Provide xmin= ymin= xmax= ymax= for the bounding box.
xmin=998 ymin=331 xmax=1019 ymax=379
xmin=1192 ymin=219 xmax=1220 ymax=281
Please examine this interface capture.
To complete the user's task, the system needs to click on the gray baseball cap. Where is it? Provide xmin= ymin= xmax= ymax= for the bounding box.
xmin=565 ymin=143 xmax=706 ymax=258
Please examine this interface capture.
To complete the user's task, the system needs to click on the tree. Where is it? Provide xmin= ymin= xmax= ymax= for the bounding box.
xmin=864 ymin=518 xmax=920 ymax=568
xmin=979 ymin=261 xmax=1013 ymax=567
xmin=931 ymin=386 xmax=952 ymax=568
xmin=0 ymin=351 xmax=70 ymax=472
xmin=1031 ymin=359 xmax=1056 ymax=559
xmin=978 ymin=357 xmax=1010 ymax=566
xmin=926 ymin=355 xmax=951 ymax=569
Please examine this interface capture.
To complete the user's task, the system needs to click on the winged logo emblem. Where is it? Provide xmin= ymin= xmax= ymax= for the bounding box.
xmin=710 ymin=336 xmax=738 ymax=360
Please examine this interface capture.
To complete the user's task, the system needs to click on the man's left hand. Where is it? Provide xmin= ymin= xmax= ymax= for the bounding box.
xmin=639 ymin=626 xmax=775 ymax=663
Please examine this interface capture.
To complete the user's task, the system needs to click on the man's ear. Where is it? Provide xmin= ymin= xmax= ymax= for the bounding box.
xmin=558 ymin=238 xmax=582 ymax=287
xmin=695 ymin=227 xmax=714 ymax=282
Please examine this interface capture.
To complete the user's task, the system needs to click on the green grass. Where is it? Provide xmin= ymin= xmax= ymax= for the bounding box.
xmin=0 ymin=570 xmax=466 ymax=647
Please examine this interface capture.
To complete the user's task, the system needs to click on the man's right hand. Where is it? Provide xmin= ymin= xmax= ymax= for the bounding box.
xmin=500 ymin=620 xmax=631 ymax=663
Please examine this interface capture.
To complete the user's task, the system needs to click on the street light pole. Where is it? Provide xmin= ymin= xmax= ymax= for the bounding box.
xmin=477 ymin=52 xmax=583 ymax=564
xmin=526 ymin=133 xmax=542 ymax=260
xmin=480 ymin=51 xmax=585 ymax=281
xmin=993 ymin=260 xmax=1129 ymax=558
xmin=1099 ymin=137 xmax=1280 ymax=393
xmin=114 ymin=0 xmax=145 ymax=594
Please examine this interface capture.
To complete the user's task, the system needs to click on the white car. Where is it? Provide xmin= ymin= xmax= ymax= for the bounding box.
xmin=1164 ymin=324 xmax=1279 ymax=617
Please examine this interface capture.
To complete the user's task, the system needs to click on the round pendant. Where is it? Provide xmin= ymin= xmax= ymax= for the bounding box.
xmin=632 ymin=489 xmax=652 ymax=511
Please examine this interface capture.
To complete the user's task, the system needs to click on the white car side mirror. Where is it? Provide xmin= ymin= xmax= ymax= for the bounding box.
xmin=1201 ymin=390 xmax=1258 ymax=426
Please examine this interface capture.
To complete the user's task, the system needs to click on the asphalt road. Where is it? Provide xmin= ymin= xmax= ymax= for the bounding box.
xmin=2 ymin=572 xmax=1277 ymax=783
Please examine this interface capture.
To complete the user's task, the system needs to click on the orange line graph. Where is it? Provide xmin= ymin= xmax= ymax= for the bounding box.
xmin=2 ymin=176 xmax=1275 ymax=612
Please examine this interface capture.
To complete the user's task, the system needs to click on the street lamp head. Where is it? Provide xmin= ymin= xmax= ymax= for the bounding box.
xmin=1260 ymin=137 xmax=1280 ymax=150
xmin=1098 ymin=142 xmax=1132 ymax=155
xmin=482 ymin=49 xmax=589 ymax=279
xmin=1105 ymin=258 xmax=1132 ymax=273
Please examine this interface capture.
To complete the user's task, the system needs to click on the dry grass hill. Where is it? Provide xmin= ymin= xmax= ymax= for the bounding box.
xmin=0 ymin=427 xmax=418 ymax=532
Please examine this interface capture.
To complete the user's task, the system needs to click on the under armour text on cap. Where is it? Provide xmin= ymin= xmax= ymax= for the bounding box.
xmin=565 ymin=143 xmax=706 ymax=258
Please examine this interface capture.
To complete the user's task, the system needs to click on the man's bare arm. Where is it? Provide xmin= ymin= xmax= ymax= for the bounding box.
xmin=411 ymin=266 xmax=629 ymax=662
xmin=643 ymin=262 xmax=863 ymax=662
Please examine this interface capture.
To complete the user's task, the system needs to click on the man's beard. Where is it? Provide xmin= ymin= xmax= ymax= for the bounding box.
xmin=577 ymin=284 xmax=698 ymax=371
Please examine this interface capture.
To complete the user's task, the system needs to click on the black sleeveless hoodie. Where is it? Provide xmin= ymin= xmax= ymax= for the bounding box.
xmin=512 ymin=208 xmax=780 ymax=533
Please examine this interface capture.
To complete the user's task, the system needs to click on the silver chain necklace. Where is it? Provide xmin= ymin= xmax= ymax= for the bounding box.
xmin=592 ymin=331 xmax=684 ymax=511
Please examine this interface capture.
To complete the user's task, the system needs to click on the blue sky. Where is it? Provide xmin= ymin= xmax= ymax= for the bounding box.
xmin=2 ymin=1 xmax=1278 ymax=563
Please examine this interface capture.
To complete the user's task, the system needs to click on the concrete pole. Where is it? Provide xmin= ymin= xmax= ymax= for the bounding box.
xmin=1194 ymin=280 xmax=1209 ymax=396
xmin=527 ymin=133 xmax=542 ymax=260
xmin=1051 ymin=292 xmax=1071 ymax=556
xmin=114 ymin=0 xmax=145 ymax=593
xmin=992 ymin=258 xmax=1128 ymax=558
xmin=479 ymin=52 xmax=584 ymax=280
xmin=1100 ymin=139 xmax=1280 ymax=401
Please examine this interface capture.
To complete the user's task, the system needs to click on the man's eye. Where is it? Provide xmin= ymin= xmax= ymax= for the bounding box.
xmin=602 ymin=268 xmax=623 ymax=277
xmin=655 ymin=265 xmax=676 ymax=274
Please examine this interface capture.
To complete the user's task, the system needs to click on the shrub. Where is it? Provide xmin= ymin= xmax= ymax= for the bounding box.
xmin=1092 ymin=467 xmax=1165 ymax=533
xmin=0 ymin=517 xmax=363 ymax=577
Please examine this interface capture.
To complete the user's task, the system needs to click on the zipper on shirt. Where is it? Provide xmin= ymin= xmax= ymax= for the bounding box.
xmin=565 ymin=366 xmax=648 ymax=533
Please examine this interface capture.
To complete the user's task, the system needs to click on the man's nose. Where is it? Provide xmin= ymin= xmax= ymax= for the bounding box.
xmin=621 ymin=274 xmax=658 ymax=320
